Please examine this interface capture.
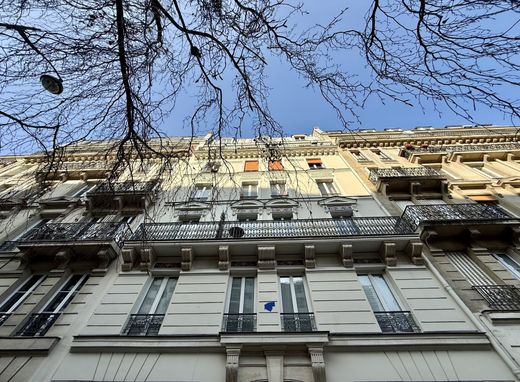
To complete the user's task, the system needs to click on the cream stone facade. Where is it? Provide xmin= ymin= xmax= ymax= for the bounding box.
xmin=0 ymin=126 xmax=517 ymax=381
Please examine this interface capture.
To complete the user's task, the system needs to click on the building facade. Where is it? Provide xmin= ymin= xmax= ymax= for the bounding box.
xmin=0 ymin=126 xmax=518 ymax=381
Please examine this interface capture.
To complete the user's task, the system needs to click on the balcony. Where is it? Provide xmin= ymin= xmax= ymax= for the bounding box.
xmin=374 ymin=311 xmax=420 ymax=333
xmin=129 ymin=217 xmax=414 ymax=242
xmin=473 ymin=285 xmax=520 ymax=311
xmin=369 ymin=167 xmax=446 ymax=197
xmin=280 ymin=313 xmax=316 ymax=332
xmin=0 ymin=313 xmax=10 ymax=326
xmin=17 ymin=313 xmax=60 ymax=336
xmin=86 ymin=181 xmax=157 ymax=213
xmin=122 ymin=314 xmax=165 ymax=336
xmin=222 ymin=313 xmax=257 ymax=333
xmin=401 ymin=203 xmax=516 ymax=231
xmin=0 ymin=241 xmax=18 ymax=252
xmin=36 ymin=161 xmax=114 ymax=181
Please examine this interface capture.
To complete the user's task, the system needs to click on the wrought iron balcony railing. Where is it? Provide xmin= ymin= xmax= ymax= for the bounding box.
xmin=0 ymin=313 xmax=10 ymax=326
xmin=0 ymin=241 xmax=18 ymax=252
xmin=473 ymin=285 xmax=520 ymax=311
xmin=374 ymin=311 xmax=420 ymax=333
xmin=18 ymin=222 xmax=131 ymax=248
xmin=17 ymin=312 xmax=60 ymax=336
xmin=122 ymin=314 xmax=165 ymax=335
xmin=401 ymin=203 xmax=515 ymax=231
xmin=280 ymin=313 xmax=317 ymax=332
xmin=400 ymin=142 xmax=520 ymax=158
xmin=222 ymin=313 xmax=257 ymax=333
xmin=88 ymin=180 xmax=157 ymax=195
xmin=129 ymin=217 xmax=414 ymax=242
xmin=368 ymin=167 xmax=444 ymax=183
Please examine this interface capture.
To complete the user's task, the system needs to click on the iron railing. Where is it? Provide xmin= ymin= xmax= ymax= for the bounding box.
xmin=400 ymin=143 xmax=520 ymax=158
xmin=122 ymin=314 xmax=165 ymax=335
xmin=222 ymin=313 xmax=257 ymax=332
xmin=17 ymin=313 xmax=60 ymax=336
xmin=18 ymin=222 xmax=131 ymax=248
xmin=280 ymin=313 xmax=317 ymax=332
xmin=473 ymin=285 xmax=520 ymax=311
xmin=374 ymin=311 xmax=420 ymax=333
xmin=0 ymin=241 xmax=18 ymax=252
xmin=129 ymin=217 xmax=414 ymax=242
xmin=88 ymin=181 xmax=157 ymax=195
xmin=401 ymin=203 xmax=515 ymax=231
xmin=368 ymin=167 xmax=444 ymax=183
xmin=0 ymin=313 xmax=10 ymax=326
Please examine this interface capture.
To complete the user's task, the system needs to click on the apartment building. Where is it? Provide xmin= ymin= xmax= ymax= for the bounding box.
xmin=0 ymin=127 xmax=517 ymax=381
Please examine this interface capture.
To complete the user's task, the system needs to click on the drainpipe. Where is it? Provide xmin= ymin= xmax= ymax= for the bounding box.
xmin=423 ymin=255 xmax=520 ymax=380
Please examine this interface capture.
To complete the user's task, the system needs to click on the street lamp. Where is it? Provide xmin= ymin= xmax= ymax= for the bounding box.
xmin=40 ymin=74 xmax=63 ymax=95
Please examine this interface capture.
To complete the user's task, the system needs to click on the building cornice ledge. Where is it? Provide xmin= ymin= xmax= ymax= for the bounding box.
xmin=0 ymin=336 xmax=60 ymax=356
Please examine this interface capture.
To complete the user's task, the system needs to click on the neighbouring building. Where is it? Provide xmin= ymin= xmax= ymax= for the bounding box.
xmin=0 ymin=126 xmax=518 ymax=381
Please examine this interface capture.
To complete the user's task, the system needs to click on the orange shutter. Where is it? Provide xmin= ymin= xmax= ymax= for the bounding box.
xmin=307 ymin=158 xmax=322 ymax=165
xmin=268 ymin=160 xmax=283 ymax=171
xmin=469 ymin=195 xmax=497 ymax=202
xmin=244 ymin=160 xmax=259 ymax=172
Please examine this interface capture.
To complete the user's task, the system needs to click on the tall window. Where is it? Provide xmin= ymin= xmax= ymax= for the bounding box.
xmin=373 ymin=150 xmax=391 ymax=161
xmin=244 ymin=160 xmax=259 ymax=172
xmin=123 ymin=277 xmax=177 ymax=336
xmin=0 ymin=275 xmax=46 ymax=325
xmin=351 ymin=151 xmax=368 ymax=162
xmin=494 ymin=253 xmax=520 ymax=279
xmin=268 ymin=160 xmax=283 ymax=171
xmin=223 ymin=277 xmax=256 ymax=332
xmin=307 ymin=158 xmax=323 ymax=169
xmin=192 ymin=185 xmax=211 ymax=201
xmin=280 ymin=276 xmax=315 ymax=332
xmin=317 ymin=181 xmax=338 ymax=196
xmin=71 ymin=183 xmax=96 ymax=198
xmin=270 ymin=182 xmax=287 ymax=197
xmin=17 ymin=274 xmax=89 ymax=336
xmin=241 ymin=183 xmax=258 ymax=199
xmin=359 ymin=274 xmax=419 ymax=333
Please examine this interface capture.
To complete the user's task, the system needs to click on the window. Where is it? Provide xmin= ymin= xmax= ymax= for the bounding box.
xmin=280 ymin=276 xmax=315 ymax=332
xmin=270 ymin=182 xmax=287 ymax=197
xmin=71 ymin=183 xmax=96 ymax=198
xmin=191 ymin=185 xmax=211 ymax=201
xmin=223 ymin=277 xmax=256 ymax=332
xmin=494 ymin=254 xmax=520 ymax=280
xmin=241 ymin=183 xmax=258 ymax=199
xmin=244 ymin=160 xmax=259 ymax=172
xmin=351 ymin=151 xmax=368 ymax=162
xmin=373 ymin=150 xmax=391 ymax=161
xmin=203 ymin=162 xmax=220 ymax=173
xmin=359 ymin=274 xmax=419 ymax=333
xmin=123 ymin=277 xmax=177 ymax=335
xmin=17 ymin=274 xmax=89 ymax=336
xmin=268 ymin=160 xmax=283 ymax=171
xmin=0 ymin=275 xmax=46 ymax=325
xmin=470 ymin=165 xmax=502 ymax=179
xmin=307 ymin=158 xmax=323 ymax=169
xmin=317 ymin=181 xmax=338 ymax=196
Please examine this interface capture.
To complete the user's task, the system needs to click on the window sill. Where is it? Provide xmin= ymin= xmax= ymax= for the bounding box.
xmin=0 ymin=336 xmax=59 ymax=356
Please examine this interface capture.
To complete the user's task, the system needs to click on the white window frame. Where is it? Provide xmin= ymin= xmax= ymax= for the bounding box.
xmin=0 ymin=275 xmax=46 ymax=315
xmin=225 ymin=277 xmax=256 ymax=314
xmin=494 ymin=253 xmax=520 ymax=280
xmin=358 ymin=274 xmax=402 ymax=312
xmin=193 ymin=185 xmax=211 ymax=200
xmin=270 ymin=182 xmax=287 ymax=197
xmin=241 ymin=183 xmax=258 ymax=198
xmin=317 ymin=181 xmax=338 ymax=196
xmin=40 ymin=274 xmax=89 ymax=315
xmin=137 ymin=277 xmax=177 ymax=315
xmin=279 ymin=276 xmax=312 ymax=314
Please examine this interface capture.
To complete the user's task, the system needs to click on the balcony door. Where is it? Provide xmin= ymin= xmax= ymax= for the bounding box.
xmin=224 ymin=277 xmax=255 ymax=332
xmin=0 ymin=275 xmax=46 ymax=325
xmin=280 ymin=276 xmax=314 ymax=331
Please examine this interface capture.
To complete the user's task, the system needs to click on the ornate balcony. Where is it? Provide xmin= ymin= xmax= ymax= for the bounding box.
xmin=122 ymin=314 xmax=165 ymax=335
xmin=374 ymin=311 xmax=420 ymax=333
xmin=399 ymin=142 xmax=520 ymax=162
xmin=0 ymin=241 xmax=18 ymax=252
xmin=401 ymin=203 xmax=515 ymax=231
xmin=369 ymin=167 xmax=445 ymax=197
xmin=17 ymin=313 xmax=60 ymax=336
xmin=86 ymin=181 xmax=158 ymax=213
xmin=280 ymin=313 xmax=316 ymax=332
xmin=0 ymin=313 xmax=10 ymax=326
xmin=129 ymin=217 xmax=414 ymax=242
xmin=222 ymin=313 xmax=257 ymax=333
xmin=473 ymin=285 xmax=520 ymax=311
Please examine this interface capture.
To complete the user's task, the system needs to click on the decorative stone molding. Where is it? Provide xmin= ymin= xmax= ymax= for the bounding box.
xmin=305 ymin=245 xmax=316 ymax=268
xmin=341 ymin=244 xmax=353 ymax=267
xmin=265 ymin=352 xmax=284 ymax=382
xmin=258 ymin=246 xmax=276 ymax=270
xmin=308 ymin=347 xmax=326 ymax=382
xmin=379 ymin=241 xmax=397 ymax=266
xmin=225 ymin=347 xmax=241 ymax=382
xmin=121 ymin=248 xmax=136 ymax=271
xmin=512 ymin=227 xmax=520 ymax=248
xmin=55 ymin=249 xmax=71 ymax=270
xmin=219 ymin=245 xmax=230 ymax=270
xmin=139 ymin=247 xmax=156 ymax=270
xmin=405 ymin=240 xmax=424 ymax=265
xmin=181 ymin=247 xmax=193 ymax=271
xmin=96 ymin=249 xmax=112 ymax=270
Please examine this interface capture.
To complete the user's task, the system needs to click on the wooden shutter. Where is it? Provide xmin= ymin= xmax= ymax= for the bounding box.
xmin=244 ymin=160 xmax=259 ymax=172
xmin=268 ymin=160 xmax=283 ymax=171
xmin=306 ymin=158 xmax=322 ymax=165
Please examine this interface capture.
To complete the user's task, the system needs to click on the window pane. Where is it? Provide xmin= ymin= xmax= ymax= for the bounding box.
xmin=243 ymin=278 xmax=255 ymax=313
xmin=43 ymin=275 xmax=88 ymax=313
xmin=280 ymin=277 xmax=294 ymax=313
xmin=317 ymin=182 xmax=327 ymax=195
xmin=371 ymin=275 xmax=400 ymax=311
xmin=228 ymin=277 xmax=242 ymax=313
xmin=495 ymin=254 xmax=520 ymax=279
xmin=359 ymin=275 xmax=385 ymax=311
xmin=156 ymin=278 xmax=177 ymax=314
xmin=0 ymin=275 xmax=44 ymax=313
xmin=293 ymin=277 xmax=309 ymax=312
xmin=138 ymin=278 xmax=163 ymax=314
